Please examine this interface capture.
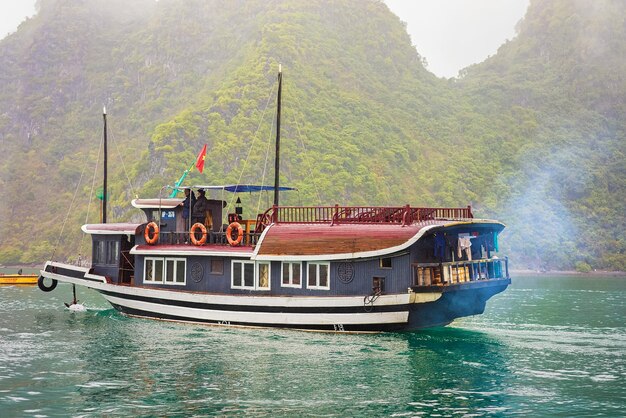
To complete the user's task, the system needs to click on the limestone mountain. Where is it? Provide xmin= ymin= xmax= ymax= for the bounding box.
xmin=0 ymin=0 xmax=623 ymax=271
xmin=458 ymin=0 xmax=625 ymax=270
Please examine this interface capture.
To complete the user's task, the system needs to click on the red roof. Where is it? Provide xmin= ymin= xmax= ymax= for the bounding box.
xmin=256 ymin=222 xmax=441 ymax=256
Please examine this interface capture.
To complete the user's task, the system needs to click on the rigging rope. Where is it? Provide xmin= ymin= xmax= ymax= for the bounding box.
xmin=49 ymin=132 xmax=102 ymax=263
xmin=77 ymin=131 xmax=105 ymax=261
xmin=228 ymin=81 xmax=277 ymax=221
xmin=287 ymin=91 xmax=323 ymax=205
xmin=255 ymin=105 xmax=277 ymax=218
xmin=110 ymin=128 xmax=138 ymax=199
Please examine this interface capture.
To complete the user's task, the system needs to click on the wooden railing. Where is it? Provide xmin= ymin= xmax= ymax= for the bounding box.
xmin=257 ymin=204 xmax=473 ymax=231
xmin=149 ymin=203 xmax=475 ymax=246
xmin=412 ymin=257 xmax=509 ymax=287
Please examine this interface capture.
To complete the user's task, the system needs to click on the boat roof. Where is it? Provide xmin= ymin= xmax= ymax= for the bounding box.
xmin=132 ymin=198 xmax=184 ymax=209
xmin=171 ymin=184 xmax=297 ymax=193
xmin=253 ymin=219 xmax=505 ymax=261
xmin=81 ymin=223 xmax=143 ymax=235
xmin=133 ymin=185 xmax=296 ymax=209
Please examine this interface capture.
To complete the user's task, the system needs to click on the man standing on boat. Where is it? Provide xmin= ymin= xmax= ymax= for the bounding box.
xmin=179 ymin=188 xmax=196 ymax=232
xmin=193 ymin=189 xmax=212 ymax=229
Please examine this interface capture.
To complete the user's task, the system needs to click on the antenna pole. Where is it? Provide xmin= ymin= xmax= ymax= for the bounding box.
xmin=102 ymin=107 xmax=108 ymax=224
xmin=273 ymin=65 xmax=282 ymax=206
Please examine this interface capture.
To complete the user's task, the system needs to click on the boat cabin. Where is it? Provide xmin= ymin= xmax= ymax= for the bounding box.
xmin=116 ymin=202 xmax=509 ymax=298
xmin=131 ymin=197 xmax=228 ymax=244
xmin=82 ymin=223 xmax=139 ymax=284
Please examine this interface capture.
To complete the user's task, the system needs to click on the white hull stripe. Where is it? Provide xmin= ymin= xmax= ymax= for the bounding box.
xmin=40 ymin=269 xmax=413 ymax=308
xmin=102 ymin=294 xmax=409 ymax=325
xmin=97 ymin=288 xmax=409 ymax=314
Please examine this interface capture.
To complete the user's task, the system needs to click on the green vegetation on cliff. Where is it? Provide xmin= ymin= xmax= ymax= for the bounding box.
xmin=0 ymin=0 xmax=624 ymax=271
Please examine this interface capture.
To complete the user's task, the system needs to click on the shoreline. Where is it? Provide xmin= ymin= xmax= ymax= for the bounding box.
xmin=511 ymin=269 xmax=626 ymax=277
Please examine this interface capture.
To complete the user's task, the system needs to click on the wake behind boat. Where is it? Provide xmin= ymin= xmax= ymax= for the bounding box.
xmin=38 ymin=68 xmax=510 ymax=332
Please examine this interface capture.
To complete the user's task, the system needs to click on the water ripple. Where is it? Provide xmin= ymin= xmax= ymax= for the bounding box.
xmin=0 ymin=276 xmax=624 ymax=416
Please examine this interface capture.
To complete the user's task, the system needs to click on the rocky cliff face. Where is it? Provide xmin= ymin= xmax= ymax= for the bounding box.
xmin=0 ymin=0 xmax=623 ymax=270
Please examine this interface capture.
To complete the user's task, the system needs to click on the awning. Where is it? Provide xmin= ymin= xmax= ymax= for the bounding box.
xmin=169 ymin=184 xmax=297 ymax=193
xmin=132 ymin=198 xmax=183 ymax=209
xmin=81 ymin=223 xmax=142 ymax=235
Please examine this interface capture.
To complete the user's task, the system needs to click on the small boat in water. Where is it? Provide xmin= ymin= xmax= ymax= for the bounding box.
xmin=0 ymin=271 xmax=38 ymax=285
xmin=38 ymin=68 xmax=510 ymax=332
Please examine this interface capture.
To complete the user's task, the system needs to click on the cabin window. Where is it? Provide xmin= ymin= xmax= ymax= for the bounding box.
xmin=94 ymin=240 xmax=119 ymax=265
xmin=232 ymin=260 xmax=255 ymax=289
xmin=231 ymin=260 xmax=270 ymax=290
xmin=94 ymin=241 xmax=106 ymax=264
xmin=210 ymin=258 xmax=224 ymax=274
xmin=164 ymin=258 xmax=186 ymax=285
xmin=380 ymin=257 xmax=392 ymax=269
xmin=150 ymin=210 xmax=160 ymax=222
xmin=144 ymin=257 xmax=185 ymax=284
xmin=307 ymin=262 xmax=330 ymax=290
xmin=257 ymin=262 xmax=271 ymax=290
xmin=144 ymin=257 xmax=164 ymax=283
xmin=372 ymin=277 xmax=385 ymax=294
xmin=281 ymin=262 xmax=302 ymax=288
xmin=106 ymin=241 xmax=120 ymax=265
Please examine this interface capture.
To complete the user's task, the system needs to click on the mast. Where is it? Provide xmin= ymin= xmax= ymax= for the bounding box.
xmin=102 ymin=107 xmax=108 ymax=224
xmin=273 ymin=64 xmax=282 ymax=206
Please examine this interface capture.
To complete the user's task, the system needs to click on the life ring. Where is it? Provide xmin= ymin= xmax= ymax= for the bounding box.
xmin=38 ymin=276 xmax=58 ymax=292
xmin=226 ymin=221 xmax=244 ymax=246
xmin=190 ymin=223 xmax=207 ymax=246
xmin=144 ymin=222 xmax=159 ymax=245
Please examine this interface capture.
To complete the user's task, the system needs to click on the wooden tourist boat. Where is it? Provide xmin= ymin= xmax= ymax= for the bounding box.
xmin=38 ymin=68 xmax=510 ymax=332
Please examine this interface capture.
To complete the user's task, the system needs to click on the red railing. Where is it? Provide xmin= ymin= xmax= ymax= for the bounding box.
xmin=255 ymin=204 xmax=473 ymax=231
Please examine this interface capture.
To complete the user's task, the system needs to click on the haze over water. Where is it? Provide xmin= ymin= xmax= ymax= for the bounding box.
xmin=1 ymin=274 xmax=624 ymax=416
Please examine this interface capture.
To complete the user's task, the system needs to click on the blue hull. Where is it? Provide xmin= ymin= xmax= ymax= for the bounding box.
xmin=406 ymin=279 xmax=511 ymax=330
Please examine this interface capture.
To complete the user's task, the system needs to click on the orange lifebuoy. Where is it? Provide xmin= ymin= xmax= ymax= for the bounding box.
xmin=190 ymin=223 xmax=207 ymax=246
xmin=144 ymin=222 xmax=159 ymax=245
xmin=226 ymin=221 xmax=244 ymax=246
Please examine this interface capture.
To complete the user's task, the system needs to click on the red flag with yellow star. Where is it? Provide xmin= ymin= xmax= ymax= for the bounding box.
xmin=195 ymin=144 xmax=207 ymax=173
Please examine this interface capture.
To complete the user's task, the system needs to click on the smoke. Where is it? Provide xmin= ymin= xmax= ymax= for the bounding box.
xmin=498 ymin=144 xmax=588 ymax=271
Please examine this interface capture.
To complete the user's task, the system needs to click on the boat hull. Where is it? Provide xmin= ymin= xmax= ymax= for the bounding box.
xmin=39 ymin=262 xmax=509 ymax=332
xmin=407 ymin=279 xmax=510 ymax=329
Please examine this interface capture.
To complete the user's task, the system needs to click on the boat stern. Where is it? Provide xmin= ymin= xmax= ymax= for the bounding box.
xmin=406 ymin=277 xmax=511 ymax=329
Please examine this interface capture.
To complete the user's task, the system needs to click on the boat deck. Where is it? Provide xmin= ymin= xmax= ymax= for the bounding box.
xmin=132 ymin=243 xmax=255 ymax=256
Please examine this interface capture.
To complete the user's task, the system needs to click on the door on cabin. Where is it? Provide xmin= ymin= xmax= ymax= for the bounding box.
xmin=119 ymin=236 xmax=135 ymax=284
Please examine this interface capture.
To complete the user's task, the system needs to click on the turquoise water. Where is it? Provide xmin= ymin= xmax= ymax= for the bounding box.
xmin=1 ymin=275 xmax=624 ymax=416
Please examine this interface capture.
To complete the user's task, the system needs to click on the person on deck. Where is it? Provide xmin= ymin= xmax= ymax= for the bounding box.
xmin=180 ymin=188 xmax=196 ymax=231
xmin=192 ymin=189 xmax=211 ymax=227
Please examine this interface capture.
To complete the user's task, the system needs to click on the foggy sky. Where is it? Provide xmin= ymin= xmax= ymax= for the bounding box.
xmin=0 ymin=0 xmax=36 ymax=39
xmin=0 ymin=0 xmax=529 ymax=79
xmin=385 ymin=0 xmax=529 ymax=78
